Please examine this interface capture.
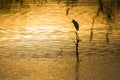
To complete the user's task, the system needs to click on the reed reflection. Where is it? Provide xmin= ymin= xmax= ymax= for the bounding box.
xmin=75 ymin=58 xmax=80 ymax=80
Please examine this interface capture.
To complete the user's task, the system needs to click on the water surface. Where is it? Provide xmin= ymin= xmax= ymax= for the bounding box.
xmin=0 ymin=2 xmax=120 ymax=80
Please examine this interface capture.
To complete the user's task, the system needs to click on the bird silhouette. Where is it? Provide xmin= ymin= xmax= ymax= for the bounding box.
xmin=72 ymin=19 xmax=79 ymax=31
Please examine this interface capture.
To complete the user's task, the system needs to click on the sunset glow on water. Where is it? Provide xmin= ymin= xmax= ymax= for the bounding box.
xmin=0 ymin=1 xmax=120 ymax=80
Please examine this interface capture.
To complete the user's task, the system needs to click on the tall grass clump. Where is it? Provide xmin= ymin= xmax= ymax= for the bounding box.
xmin=90 ymin=0 xmax=116 ymax=43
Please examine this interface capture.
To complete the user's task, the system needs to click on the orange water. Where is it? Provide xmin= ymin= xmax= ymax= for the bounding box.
xmin=0 ymin=3 xmax=120 ymax=80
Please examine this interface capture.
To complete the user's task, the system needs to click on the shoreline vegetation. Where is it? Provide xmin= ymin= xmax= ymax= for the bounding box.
xmin=0 ymin=0 xmax=120 ymax=11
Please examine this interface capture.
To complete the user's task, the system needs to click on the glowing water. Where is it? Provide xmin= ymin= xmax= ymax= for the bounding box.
xmin=0 ymin=3 xmax=120 ymax=80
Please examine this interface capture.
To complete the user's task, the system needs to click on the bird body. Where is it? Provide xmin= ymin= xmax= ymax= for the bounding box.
xmin=72 ymin=19 xmax=79 ymax=31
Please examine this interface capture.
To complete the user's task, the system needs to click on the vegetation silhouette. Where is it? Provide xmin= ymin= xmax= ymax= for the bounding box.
xmin=75 ymin=59 xmax=80 ymax=80
xmin=0 ymin=0 xmax=25 ymax=13
xmin=66 ymin=7 xmax=70 ymax=15
xmin=90 ymin=0 xmax=116 ymax=43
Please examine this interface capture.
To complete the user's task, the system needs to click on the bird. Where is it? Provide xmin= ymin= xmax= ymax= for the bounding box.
xmin=72 ymin=19 xmax=79 ymax=31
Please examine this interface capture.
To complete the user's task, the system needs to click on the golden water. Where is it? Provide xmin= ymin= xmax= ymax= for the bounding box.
xmin=0 ymin=3 xmax=120 ymax=80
